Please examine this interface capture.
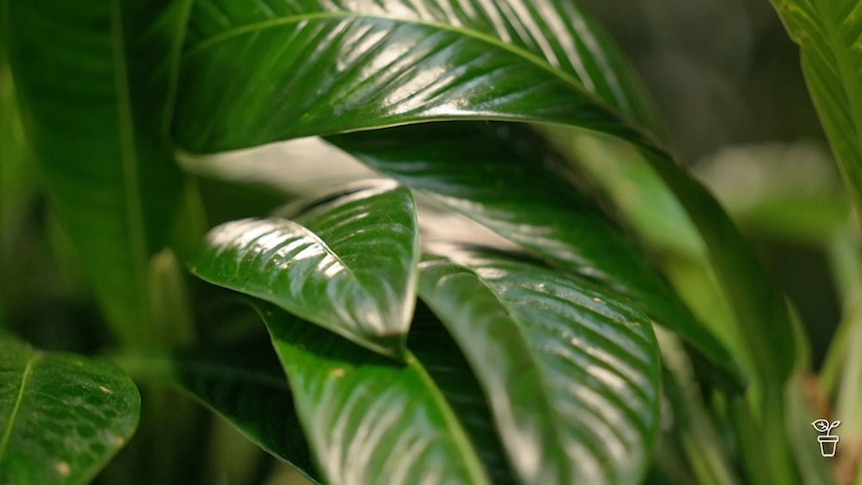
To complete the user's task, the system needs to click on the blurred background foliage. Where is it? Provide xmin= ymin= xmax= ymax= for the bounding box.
xmin=582 ymin=0 xmax=846 ymax=369
xmin=0 ymin=0 xmax=851 ymax=482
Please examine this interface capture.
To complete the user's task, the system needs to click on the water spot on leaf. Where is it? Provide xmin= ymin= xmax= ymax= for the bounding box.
xmin=56 ymin=461 xmax=71 ymax=477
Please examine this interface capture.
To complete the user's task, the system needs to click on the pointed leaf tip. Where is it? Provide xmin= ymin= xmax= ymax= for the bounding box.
xmin=190 ymin=180 xmax=419 ymax=359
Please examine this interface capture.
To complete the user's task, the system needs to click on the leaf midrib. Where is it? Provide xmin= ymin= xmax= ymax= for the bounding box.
xmin=0 ymin=352 xmax=41 ymax=462
xmin=406 ymin=350 xmax=490 ymax=484
xmin=185 ymin=11 xmax=586 ymax=97
xmin=430 ymin=262 xmax=574 ymax=478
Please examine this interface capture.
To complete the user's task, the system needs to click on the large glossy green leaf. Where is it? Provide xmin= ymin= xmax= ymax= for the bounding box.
xmin=174 ymin=0 xmax=664 ymax=153
xmin=255 ymin=302 xmax=500 ymax=484
xmin=406 ymin=301 xmax=515 ymax=485
xmin=418 ymin=245 xmax=660 ymax=485
xmin=190 ymin=180 xmax=419 ymax=359
xmin=6 ymin=0 xmax=190 ymax=345
xmin=769 ymin=0 xmax=862 ymax=220
xmin=0 ymin=332 xmax=140 ymax=484
xmin=329 ymin=122 xmax=737 ymax=379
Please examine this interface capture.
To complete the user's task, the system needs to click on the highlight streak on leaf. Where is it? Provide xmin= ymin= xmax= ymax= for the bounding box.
xmin=191 ymin=180 xmax=419 ymax=358
xmin=419 ymin=246 xmax=660 ymax=485
xmin=328 ymin=122 xmax=739 ymax=383
xmin=175 ymin=0 xmax=664 ymax=153
xmin=175 ymin=0 xmax=794 ymax=389
xmin=255 ymin=303 xmax=492 ymax=484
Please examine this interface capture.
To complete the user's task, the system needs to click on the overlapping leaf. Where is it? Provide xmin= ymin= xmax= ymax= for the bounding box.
xmin=6 ymin=0 xmax=190 ymax=346
xmin=0 ymin=332 xmax=140 ymax=484
xmin=329 ymin=122 xmax=736 ymax=378
xmin=190 ymin=180 xmax=419 ymax=358
xmin=174 ymin=0 xmax=794 ymax=386
xmin=255 ymin=302 xmax=503 ymax=484
xmin=174 ymin=0 xmax=664 ymax=153
xmin=418 ymin=245 xmax=660 ymax=484
xmin=171 ymin=330 xmax=319 ymax=482
xmin=770 ymin=0 xmax=862 ymax=220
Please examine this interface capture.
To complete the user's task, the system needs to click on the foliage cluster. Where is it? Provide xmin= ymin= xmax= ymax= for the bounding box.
xmin=2 ymin=0 xmax=862 ymax=484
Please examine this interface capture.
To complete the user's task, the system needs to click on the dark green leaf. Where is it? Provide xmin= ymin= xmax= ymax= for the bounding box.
xmin=174 ymin=0 xmax=664 ymax=153
xmin=255 ymin=302 xmax=493 ymax=484
xmin=0 ymin=331 xmax=140 ymax=484
xmin=329 ymin=122 xmax=737 ymax=380
xmin=171 ymin=327 xmax=319 ymax=483
xmin=191 ymin=180 xmax=419 ymax=359
xmin=407 ymin=302 xmax=515 ymax=485
xmin=418 ymin=246 xmax=661 ymax=485
xmin=6 ymin=0 xmax=190 ymax=346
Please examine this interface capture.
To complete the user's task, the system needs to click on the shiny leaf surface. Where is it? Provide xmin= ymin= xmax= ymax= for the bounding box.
xmin=407 ymin=302 xmax=515 ymax=485
xmin=770 ymin=0 xmax=862 ymax=221
xmin=330 ymin=122 xmax=736 ymax=378
xmin=173 ymin=0 xmax=793 ymax=387
xmin=6 ymin=0 xmax=190 ymax=346
xmin=418 ymin=246 xmax=661 ymax=485
xmin=174 ymin=0 xmax=664 ymax=153
xmin=191 ymin=180 xmax=419 ymax=358
xmin=255 ymin=302 xmax=494 ymax=484
xmin=0 ymin=332 xmax=140 ymax=484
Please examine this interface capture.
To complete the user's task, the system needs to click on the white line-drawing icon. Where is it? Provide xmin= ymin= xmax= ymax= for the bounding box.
xmin=811 ymin=419 xmax=841 ymax=457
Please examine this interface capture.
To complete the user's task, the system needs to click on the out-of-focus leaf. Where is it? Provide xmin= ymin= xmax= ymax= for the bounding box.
xmin=191 ymin=180 xmax=419 ymax=359
xmin=170 ymin=330 xmax=319 ymax=483
xmin=255 ymin=302 xmax=494 ymax=484
xmin=418 ymin=245 xmax=661 ymax=485
xmin=696 ymin=142 xmax=848 ymax=244
xmin=0 ymin=331 xmax=140 ymax=484
xmin=0 ymin=35 xmax=35 ymax=262
xmin=330 ymin=122 xmax=737 ymax=381
xmin=175 ymin=0 xmax=664 ymax=154
xmin=786 ymin=374 xmax=837 ymax=485
xmin=6 ymin=0 xmax=190 ymax=346
xmin=549 ymin=129 xmax=703 ymax=257
xmin=769 ymin=0 xmax=862 ymax=222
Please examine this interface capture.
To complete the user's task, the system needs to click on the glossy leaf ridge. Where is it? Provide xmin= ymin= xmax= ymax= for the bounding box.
xmin=190 ymin=180 xmax=419 ymax=358
xmin=254 ymin=302 xmax=495 ymax=484
xmin=418 ymin=245 xmax=661 ymax=484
